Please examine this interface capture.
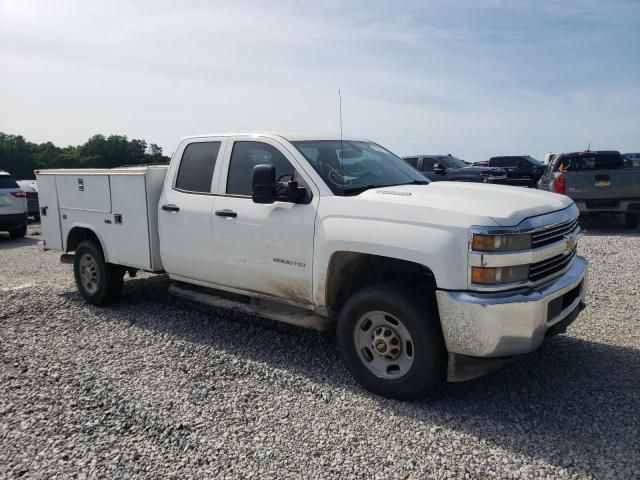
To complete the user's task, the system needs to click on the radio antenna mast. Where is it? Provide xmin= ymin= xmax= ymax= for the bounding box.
xmin=338 ymin=88 xmax=344 ymax=194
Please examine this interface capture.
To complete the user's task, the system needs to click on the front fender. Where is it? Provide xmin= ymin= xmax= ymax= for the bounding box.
xmin=312 ymin=216 xmax=470 ymax=308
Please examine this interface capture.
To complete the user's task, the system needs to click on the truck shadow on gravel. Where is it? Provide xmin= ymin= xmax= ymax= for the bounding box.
xmin=0 ymin=234 xmax=40 ymax=249
xmin=61 ymin=275 xmax=639 ymax=477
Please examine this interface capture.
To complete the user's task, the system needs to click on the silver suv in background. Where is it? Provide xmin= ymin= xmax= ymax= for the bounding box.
xmin=538 ymin=151 xmax=640 ymax=228
xmin=0 ymin=171 xmax=28 ymax=238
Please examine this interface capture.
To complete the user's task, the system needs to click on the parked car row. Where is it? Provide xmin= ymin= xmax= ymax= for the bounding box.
xmin=402 ymin=154 xmax=547 ymax=187
xmin=402 ymin=154 xmax=507 ymax=183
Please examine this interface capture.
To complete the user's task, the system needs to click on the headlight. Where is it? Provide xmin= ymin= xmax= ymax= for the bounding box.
xmin=471 ymin=265 xmax=529 ymax=285
xmin=471 ymin=233 xmax=531 ymax=252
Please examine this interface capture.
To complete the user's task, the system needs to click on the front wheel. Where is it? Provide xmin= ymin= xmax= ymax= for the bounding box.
xmin=73 ymin=240 xmax=124 ymax=305
xmin=336 ymin=283 xmax=446 ymax=400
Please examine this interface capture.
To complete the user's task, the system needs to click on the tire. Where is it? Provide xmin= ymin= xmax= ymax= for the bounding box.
xmin=9 ymin=226 xmax=27 ymax=238
xmin=73 ymin=240 xmax=124 ymax=305
xmin=625 ymin=213 xmax=639 ymax=229
xmin=336 ymin=283 xmax=446 ymax=400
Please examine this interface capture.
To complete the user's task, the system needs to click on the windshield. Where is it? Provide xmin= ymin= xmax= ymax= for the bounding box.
xmin=438 ymin=156 xmax=467 ymax=169
xmin=292 ymin=140 xmax=429 ymax=195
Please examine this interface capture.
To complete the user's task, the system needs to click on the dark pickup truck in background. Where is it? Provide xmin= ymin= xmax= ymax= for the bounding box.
xmin=538 ymin=150 xmax=640 ymax=228
xmin=403 ymin=154 xmax=507 ymax=183
xmin=473 ymin=155 xmax=545 ymax=187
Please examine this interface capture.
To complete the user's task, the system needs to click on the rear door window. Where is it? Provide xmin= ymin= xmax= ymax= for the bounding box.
xmin=175 ymin=142 xmax=221 ymax=193
xmin=0 ymin=175 xmax=19 ymax=189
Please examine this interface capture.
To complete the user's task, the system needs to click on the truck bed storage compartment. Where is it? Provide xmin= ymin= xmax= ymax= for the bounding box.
xmin=36 ymin=167 xmax=168 ymax=271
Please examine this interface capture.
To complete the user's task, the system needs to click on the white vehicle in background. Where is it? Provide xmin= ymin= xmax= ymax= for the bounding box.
xmin=0 ymin=170 xmax=28 ymax=238
xmin=36 ymin=133 xmax=588 ymax=399
xmin=624 ymin=153 xmax=640 ymax=168
xmin=543 ymin=153 xmax=559 ymax=165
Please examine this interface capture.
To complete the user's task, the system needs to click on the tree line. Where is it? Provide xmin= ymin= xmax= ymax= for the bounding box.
xmin=0 ymin=132 xmax=171 ymax=180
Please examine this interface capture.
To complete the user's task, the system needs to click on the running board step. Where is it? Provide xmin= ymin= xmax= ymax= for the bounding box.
xmin=168 ymin=283 xmax=332 ymax=331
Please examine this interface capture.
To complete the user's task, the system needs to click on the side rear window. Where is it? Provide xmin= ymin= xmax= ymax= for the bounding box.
xmin=175 ymin=142 xmax=221 ymax=193
xmin=421 ymin=158 xmax=436 ymax=171
xmin=227 ymin=141 xmax=294 ymax=196
xmin=491 ymin=157 xmax=517 ymax=168
xmin=518 ymin=158 xmax=530 ymax=168
xmin=404 ymin=157 xmax=419 ymax=168
xmin=0 ymin=175 xmax=19 ymax=189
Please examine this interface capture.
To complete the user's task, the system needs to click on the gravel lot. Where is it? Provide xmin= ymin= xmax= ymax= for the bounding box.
xmin=1 ymin=220 xmax=639 ymax=479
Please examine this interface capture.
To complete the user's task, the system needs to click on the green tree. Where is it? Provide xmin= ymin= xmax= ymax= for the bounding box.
xmin=0 ymin=132 xmax=171 ymax=178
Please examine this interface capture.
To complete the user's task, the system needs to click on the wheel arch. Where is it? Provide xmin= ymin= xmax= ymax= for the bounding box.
xmin=324 ymin=251 xmax=437 ymax=317
xmin=66 ymin=225 xmax=109 ymax=261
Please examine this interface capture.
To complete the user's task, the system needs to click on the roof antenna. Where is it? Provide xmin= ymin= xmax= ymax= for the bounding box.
xmin=338 ymin=88 xmax=344 ymax=194
xmin=586 ymin=142 xmax=591 ymax=152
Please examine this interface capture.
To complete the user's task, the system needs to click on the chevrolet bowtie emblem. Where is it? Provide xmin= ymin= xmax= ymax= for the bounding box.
xmin=564 ymin=235 xmax=576 ymax=253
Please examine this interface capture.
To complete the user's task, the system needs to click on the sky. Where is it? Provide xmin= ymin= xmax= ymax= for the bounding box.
xmin=1 ymin=0 xmax=639 ymax=161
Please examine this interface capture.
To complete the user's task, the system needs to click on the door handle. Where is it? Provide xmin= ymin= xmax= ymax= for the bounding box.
xmin=161 ymin=204 xmax=180 ymax=212
xmin=215 ymin=209 xmax=237 ymax=218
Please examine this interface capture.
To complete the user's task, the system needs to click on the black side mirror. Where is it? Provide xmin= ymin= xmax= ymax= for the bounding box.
xmin=252 ymin=164 xmax=276 ymax=204
xmin=433 ymin=163 xmax=446 ymax=174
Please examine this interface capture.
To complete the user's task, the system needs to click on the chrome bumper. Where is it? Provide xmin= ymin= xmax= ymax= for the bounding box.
xmin=436 ymin=256 xmax=588 ymax=358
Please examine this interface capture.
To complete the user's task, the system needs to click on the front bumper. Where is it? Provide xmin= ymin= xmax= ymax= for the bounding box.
xmin=574 ymin=199 xmax=640 ymax=213
xmin=436 ymin=256 xmax=588 ymax=362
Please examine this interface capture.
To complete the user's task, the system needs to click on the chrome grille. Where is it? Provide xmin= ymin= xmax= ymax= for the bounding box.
xmin=531 ymin=217 xmax=579 ymax=248
xmin=529 ymin=248 xmax=577 ymax=282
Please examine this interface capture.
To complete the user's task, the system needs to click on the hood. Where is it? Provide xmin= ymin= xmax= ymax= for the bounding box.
xmin=357 ymin=182 xmax=573 ymax=226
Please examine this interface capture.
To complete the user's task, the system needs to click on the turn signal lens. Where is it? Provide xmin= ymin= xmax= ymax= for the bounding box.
xmin=471 ymin=266 xmax=497 ymax=284
xmin=471 ymin=233 xmax=531 ymax=252
xmin=471 ymin=265 xmax=529 ymax=285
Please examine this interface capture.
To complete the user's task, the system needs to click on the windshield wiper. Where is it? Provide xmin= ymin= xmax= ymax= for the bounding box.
xmin=395 ymin=180 xmax=429 ymax=186
xmin=342 ymin=184 xmax=393 ymax=196
xmin=342 ymin=180 xmax=429 ymax=196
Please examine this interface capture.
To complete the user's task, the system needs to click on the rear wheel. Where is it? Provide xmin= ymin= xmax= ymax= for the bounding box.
xmin=73 ymin=240 xmax=124 ymax=305
xmin=625 ymin=213 xmax=639 ymax=229
xmin=336 ymin=283 xmax=446 ymax=400
xmin=9 ymin=226 xmax=27 ymax=238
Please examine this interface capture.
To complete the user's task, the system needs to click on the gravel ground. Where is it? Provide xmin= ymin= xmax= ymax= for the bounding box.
xmin=1 ymin=220 xmax=639 ymax=479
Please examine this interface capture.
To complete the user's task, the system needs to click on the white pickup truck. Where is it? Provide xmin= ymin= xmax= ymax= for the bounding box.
xmin=37 ymin=133 xmax=587 ymax=399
